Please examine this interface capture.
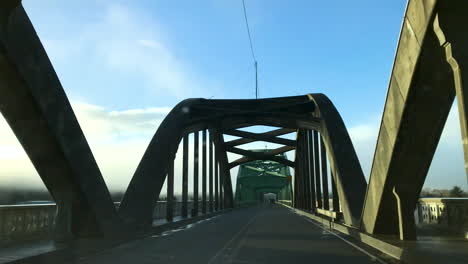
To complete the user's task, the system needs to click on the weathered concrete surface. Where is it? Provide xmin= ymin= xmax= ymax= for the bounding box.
xmin=0 ymin=2 xmax=120 ymax=239
xmin=362 ymin=0 xmax=468 ymax=239
xmin=77 ymin=205 xmax=380 ymax=264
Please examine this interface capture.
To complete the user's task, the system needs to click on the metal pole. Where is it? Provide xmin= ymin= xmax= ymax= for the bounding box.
xmin=320 ymin=136 xmax=329 ymax=210
xmin=166 ymin=159 xmax=174 ymax=222
xmin=182 ymin=134 xmax=189 ymax=218
xmin=193 ymin=131 xmax=199 ymax=217
xmin=202 ymin=130 xmax=207 ymax=214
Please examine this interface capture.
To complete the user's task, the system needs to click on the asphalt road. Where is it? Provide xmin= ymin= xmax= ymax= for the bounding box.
xmin=78 ymin=204 xmax=382 ymax=264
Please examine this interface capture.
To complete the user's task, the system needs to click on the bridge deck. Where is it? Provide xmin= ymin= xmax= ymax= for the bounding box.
xmin=78 ymin=204 xmax=381 ymax=264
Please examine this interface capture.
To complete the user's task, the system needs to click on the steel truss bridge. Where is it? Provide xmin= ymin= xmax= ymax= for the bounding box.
xmin=0 ymin=0 xmax=468 ymax=263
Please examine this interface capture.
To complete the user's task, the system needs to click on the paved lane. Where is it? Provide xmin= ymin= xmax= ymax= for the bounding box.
xmin=79 ymin=204 xmax=381 ymax=264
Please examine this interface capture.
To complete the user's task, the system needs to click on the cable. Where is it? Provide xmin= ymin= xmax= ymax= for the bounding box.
xmin=242 ymin=0 xmax=256 ymax=62
xmin=241 ymin=0 xmax=259 ymax=99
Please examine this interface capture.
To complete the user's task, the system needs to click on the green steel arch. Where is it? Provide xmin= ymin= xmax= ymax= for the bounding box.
xmin=234 ymin=150 xmax=293 ymax=204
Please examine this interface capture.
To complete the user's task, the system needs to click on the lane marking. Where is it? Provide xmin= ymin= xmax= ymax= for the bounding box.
xmin=207 ymin=209 xmax=261 ymax=264
xmin=302 ymin=218 xmax=387 ymax=264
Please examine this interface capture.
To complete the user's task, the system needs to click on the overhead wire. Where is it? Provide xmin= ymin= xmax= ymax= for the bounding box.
xmin=241 ymin=0 xmax=259 ymax=99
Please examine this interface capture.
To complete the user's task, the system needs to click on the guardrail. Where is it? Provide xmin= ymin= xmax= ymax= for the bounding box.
xmin=0 ymin=204 xmax=56 ymax=245
xmin=0 ymin=201 xmax=203 ymax=246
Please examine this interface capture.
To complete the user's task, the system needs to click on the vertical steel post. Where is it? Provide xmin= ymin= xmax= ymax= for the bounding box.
xmin=313 ymin=130 xmax=322 ymax=208
xmin=202 ymin=130 xmax=207 ymax=214
xmin=331 ymin=172 xmax=339 ymax=212
xmin=214 ymin=153 xmax=219 ymax=211
xmin=308 ymin=130 xmax=316 ymax=211
xmin=182 ymin=134 xmax=189 ymax=218
xmin=166 ymin=159 xmax=174 ymax=222
xmin=320 ymin=136 xmax=329 ymax=210
xmin=209 ymin=133 xmax=214 ymax=212
xmin=193 ymin=131 xmax=199 ymax=217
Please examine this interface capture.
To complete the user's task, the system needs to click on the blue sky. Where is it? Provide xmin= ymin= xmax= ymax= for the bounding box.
xmin=0 ymin=0 xmax=466 ymax=193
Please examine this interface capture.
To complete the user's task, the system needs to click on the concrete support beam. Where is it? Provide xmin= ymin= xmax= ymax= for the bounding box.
xmin=225 ymin=128 xmax=296 ymax=147
xmin=202 ymin=130 xmax=207 ymax=214
xmin=182 ymin=135 xmax=189 ymax=218
xmin=209 ymin=134 xmax=214 ymax=213
xmin=224 ymin=129 xmax=296 ymax=147
xmin=166 ymin=160 xmax=174 ymax=222
xmin=313 ymin=131 xmax=322 ymax=209
xmin=308 ymin=130 xmax=317 ymax=211
xmin=210 ymin=129 xmax=234 ymax=209
xmin=361 ymin=0 xmax=466 ymax=239
xmin=331 ymin=172 xmax=340 ymax=212
xmin=193 ymin=131 xmax=199 ymax=217
xmin=228 ymin=146 xmax=295 ymax=168
xmin=321 ymin=137 xmax=330 ymax=210
xmin=215 ymin=153 xmax=219 ymax=211
xmin=303 ymin=130 xmax=311 ymax=211
xmin=0 ymin=2 xmax=120 ymax=239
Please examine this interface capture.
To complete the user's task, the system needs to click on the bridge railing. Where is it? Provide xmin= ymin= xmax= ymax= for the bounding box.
xmin=0 ymin=201 xmax=206 ymax=246
xmin=0 ymin=204 xmax=55 ymax=246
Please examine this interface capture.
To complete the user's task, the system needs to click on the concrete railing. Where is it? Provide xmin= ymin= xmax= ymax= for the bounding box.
xmin=0 ymin=204 xmax=56 ymax=245
xmin=0 ymin=200 xmax=206 ymax=245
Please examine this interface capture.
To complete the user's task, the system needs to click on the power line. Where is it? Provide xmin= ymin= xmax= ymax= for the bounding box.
xmin=242 ymin=0 xmax=256 ymax=62
xmin=241 ymin=0 xmax=259 ymax=99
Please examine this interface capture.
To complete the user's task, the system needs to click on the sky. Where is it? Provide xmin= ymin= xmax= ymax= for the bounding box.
xmin=0 ymin=0 xmax=467 ymax=196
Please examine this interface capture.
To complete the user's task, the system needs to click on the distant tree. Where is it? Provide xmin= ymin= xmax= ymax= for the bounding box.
xmin=449 ymin=186 xmax=466 ymax=197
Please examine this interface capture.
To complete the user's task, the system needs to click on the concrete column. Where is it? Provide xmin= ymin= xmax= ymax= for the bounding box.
xmin=303 ymin=130 xmax=311 ymax=211
xmin=308 ymin=130 xmax=316 ymax=211
xmin=331 ymin=172 xmax=339 ymax=212
xmin=215 ymin=153 xmax=219 ymax=211
xmin=202 ymin=130 xmax=207 ymax=214
xmin=313 ymin=131 xmax=322 ymax=208
xmin=320 ymin=137 xmax=329 ymax=210
xmin=182 ymin=135 xmax=189 ymax=218
xmin=166 ymin=160 xmax=174 ymax=222
xmin=193 ymin=131 xmax=199 ymax=217
xmin=219 ymin=162 xmax=224 ymax=210
xmin=209 ymin=134 xmax=214 ymax=212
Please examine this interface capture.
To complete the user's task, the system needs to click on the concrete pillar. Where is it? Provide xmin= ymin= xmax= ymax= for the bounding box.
xmin=321 ymin=137 xmax=329 ymax=210
xmin=303 ymin=130 xmax=311 ymax=211
xmin=193 ymin=131 xmax=199 ymax=217
xmin=215 ymin=153 xmax=219 ymax=211
xmin=182 ymin=134 xmax=189 ymax=218
xmin=209 ymin=134 xmax=214 ymax=212
xmin=308 ymin=130 xmax=317 ymax=211
xmin=331 ymin=172 xmax=339 ymax=212
xmin=313 ymin=131 xmax=322 ymax=208
xmin=166 ymin=160 xmax=174 ymax=222
xmin=202 ymin=130 xmax=207 ymax=214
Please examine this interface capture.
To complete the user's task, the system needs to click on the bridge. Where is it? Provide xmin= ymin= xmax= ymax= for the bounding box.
xmin=1 ymin=0 xmax=468 ymax=263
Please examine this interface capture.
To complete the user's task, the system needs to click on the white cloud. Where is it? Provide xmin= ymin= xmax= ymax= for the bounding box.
xmin=0 ymin=102 xmax=169 ymax=191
